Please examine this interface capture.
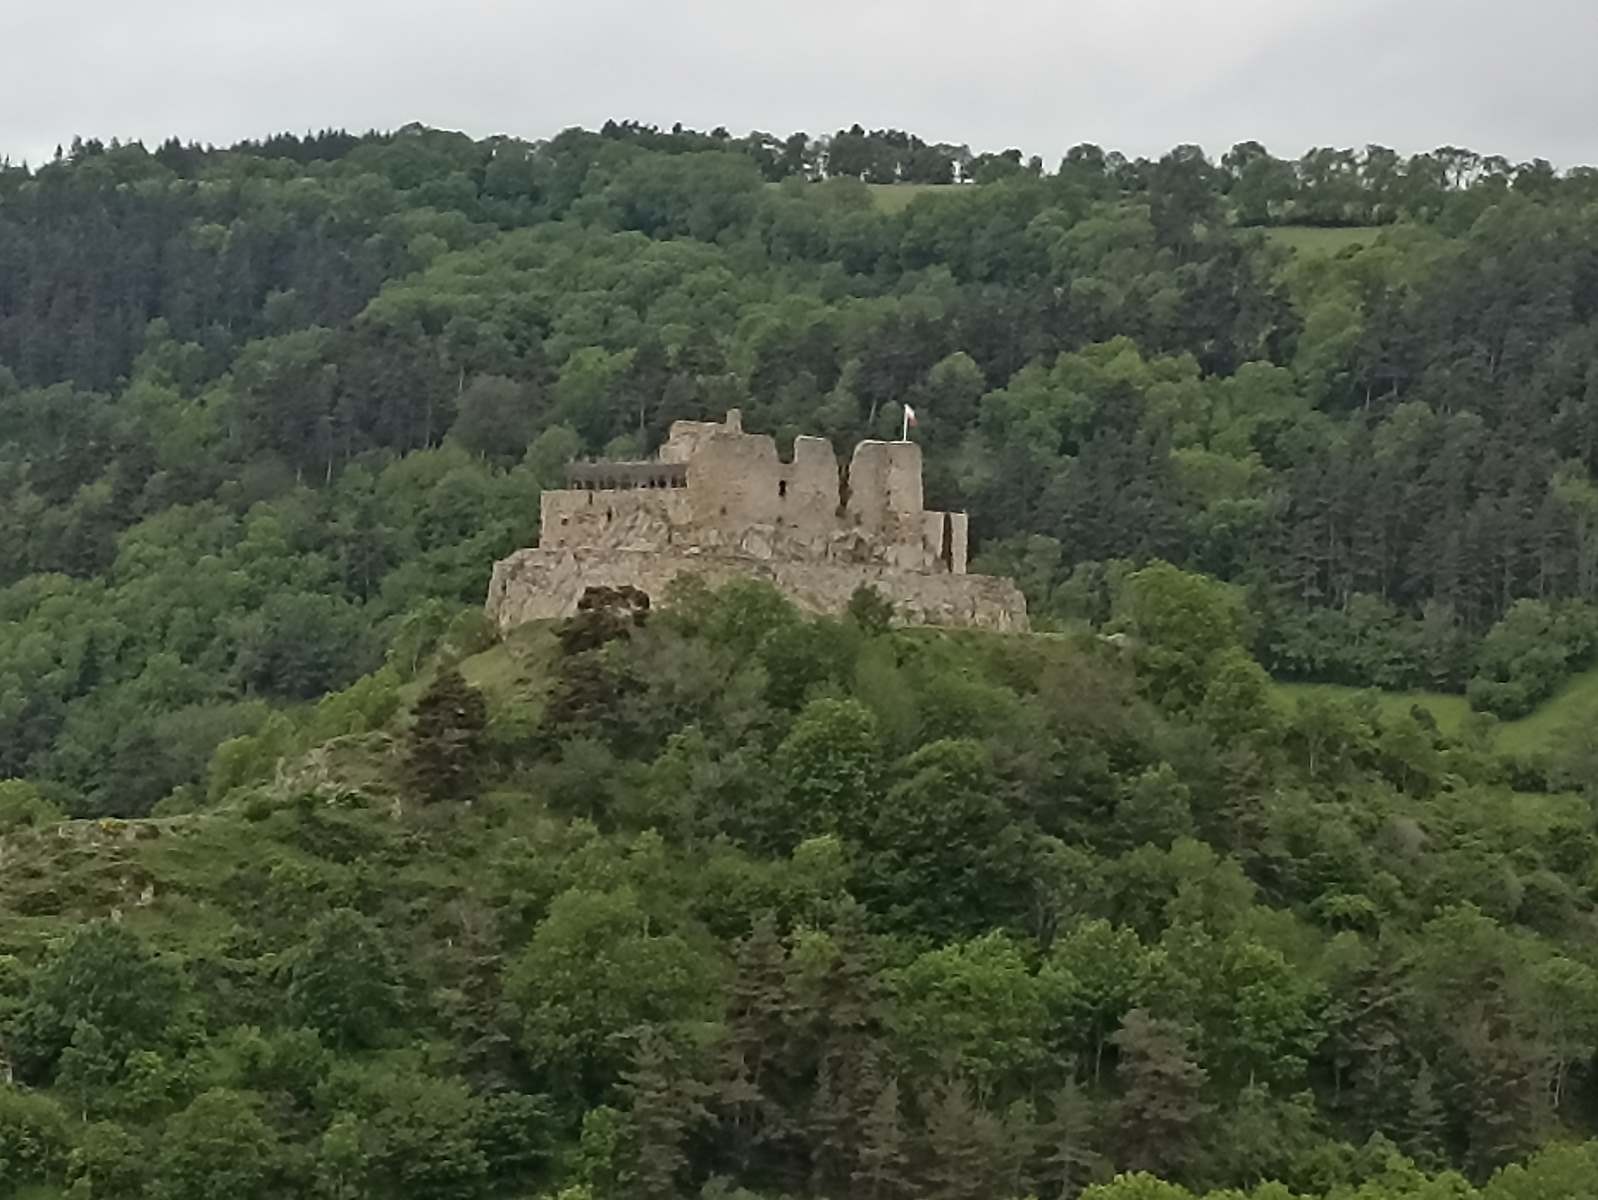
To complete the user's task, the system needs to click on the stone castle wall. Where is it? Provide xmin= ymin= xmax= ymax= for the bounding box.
xmin=487 ymin=547 xmax=1029 ymax=633
xmin=488 ymin=410 xmax=1027 ymax=632
xmin=545 ymin=412 xmax=966 ymax=573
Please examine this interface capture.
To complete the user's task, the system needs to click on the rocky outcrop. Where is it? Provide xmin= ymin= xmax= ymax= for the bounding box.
xmin=486 ymin=548 xmax=1029 ymax=633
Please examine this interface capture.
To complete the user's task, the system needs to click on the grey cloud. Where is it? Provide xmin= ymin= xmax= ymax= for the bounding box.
xmin=2 ymin=0 xmax=1594 ymax=167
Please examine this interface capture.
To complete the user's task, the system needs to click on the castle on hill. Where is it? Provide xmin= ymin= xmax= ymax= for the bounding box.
xmin=485 ymin=410 xmax=1029 ymax=632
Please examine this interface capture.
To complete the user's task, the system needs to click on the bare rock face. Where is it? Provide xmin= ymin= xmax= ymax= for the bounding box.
xmin=487 ymin=547 xmax=1029 ymax=632
xmin=487 ymin=411 xmax=1029 ymax=633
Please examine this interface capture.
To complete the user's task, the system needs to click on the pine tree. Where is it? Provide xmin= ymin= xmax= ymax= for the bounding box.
xmin=852 ymin=1075 xmax=909 ymax=1200
xmin=622 ymin=1027 xmax=712 ymax=1200
xmin=1040 ymin=1074 xmax=1101 ymax=1200
xmin=997 ymin=1097 xmax=1039 ymax=1200
xmin=801 ymin=908 xmax=891 ymax=1188
xmin=404 ymin=668 xmax=487 ymax=802
xmin=1110 ymin=1009 xmax=1209 ymax=1177
xmin=807 ymin=1048 xmax=852 ymax=1193
xmin=1400 ymin=1061 xmax=1446 ymax=1169
xmin=921 ymin=1076 xmax=1002 ymax=1200
xmin=715 ymin=914 xmax=798 ymax=1176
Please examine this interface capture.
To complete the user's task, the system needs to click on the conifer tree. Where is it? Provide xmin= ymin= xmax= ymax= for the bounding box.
xmin=1401 ymin=1061 xmax=1446 ymax=1169
xmin=1040 ymin=1073 xmax=1101 ymax=1200
xmin=1111 ymin=1009 xmax=1209 ymax=1177
xmin=716 ymin=914 xmax=798 ymax=1175
xmin=997 ymin=1097 xmax=1039 ymax=1200
xmin=622 ymin=1027 xmax=712 ymax=1200
xmin=921 ymin=1076 xmax=1002 ymax=1200
xmin=404 ymin=667 xmax=486 ymax=802
xmin=852 ymin=1075 xmax=909 ymax=1200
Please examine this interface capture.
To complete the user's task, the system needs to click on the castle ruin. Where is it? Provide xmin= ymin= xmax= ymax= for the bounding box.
xmin=485 ymin=411 xmax=1029 ymax=632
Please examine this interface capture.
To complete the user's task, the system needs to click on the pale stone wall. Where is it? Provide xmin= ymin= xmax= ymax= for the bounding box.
xmin=659 ymin=410 xmax=742 ymax=463
xmin=539 ymin=489 xmax=696 ymax=552
xmin=487 ymin=547 xmax=1030 ymax=633
xmin=843 ymin=441 xmax=935 ymax=570
xmin=535 ymin=413 xmax=959 ymax=574
xmin=785 ymin=436 xmax=843 ymax=533
xmin=689 ymin=430 xmax=784 ymax=530
xmin=950 ymin=512 xmax=969 ymax=575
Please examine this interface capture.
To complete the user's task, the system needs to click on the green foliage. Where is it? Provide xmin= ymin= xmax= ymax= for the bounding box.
xmin=1115 ymin=563 xmax=1249 ymax=709
xmin=279 ymin=908 xmax=402 ymax=1049
xmin=6 ymin=125 xmax=1598 ymax=1200
xmin=152 ymin=1090 xmax=281 ymax=1200
xmin=0 ymin=782 xmax=63 ymax=833
xmin=854 ymin=738 xmax=1032 ymax=938
xmin=18 ymin=923 xmax=180 ymax=1075
xmin=846 ymin=585 xmax=897 ymax=636
xmin=65 ymin=1120 xmax=150 ymax=1199
xmin=405 ymin=668 xmax=488 ymax=802
xmin=1468 ymin=601 xmax=1598 ymax=719
xmin=451 ymin=375 xmax=540 ymax=463
xmin=889 ymin=933 xmax=1049 ymax=1092
xmin=318 ymin=1067 xmax=498 ymax=1200
xmin=772 ymin=698 xmax=881 ymax=846
xmin=1043 ymin=920 xmax=1160 ymax=1081
xmin=0 ymin=1087 xmax=70 ymax=1189
xmin=505 ymin=886 xmax=717 ymax=1095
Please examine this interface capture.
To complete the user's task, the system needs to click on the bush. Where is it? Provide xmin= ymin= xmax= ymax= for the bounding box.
xmin=1468 ymin=600 xmax=1598 ymax=718
xmin=0 ymin=1086 xmax=70 ymax=1186
xmin=66 ymin=1120 xmax=150 ymax=1199
xmin=153 ymin=1089 xmax=283 ymax=1200
xmin=0 ymin=779 xmax=64 ymax=832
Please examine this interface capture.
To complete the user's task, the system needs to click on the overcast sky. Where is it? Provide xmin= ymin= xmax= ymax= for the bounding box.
xmin=3 ymin=0 xmax=1595 ymax=169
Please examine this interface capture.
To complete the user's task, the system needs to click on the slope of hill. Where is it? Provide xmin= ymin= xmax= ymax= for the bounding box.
xmin=4 ymin=577 xmax=1598 ymax=1199
xmin=4 ymin=124 xmax=1598 ymax=1198
xmin=4 ymin=126 xmax=1598 ymax=820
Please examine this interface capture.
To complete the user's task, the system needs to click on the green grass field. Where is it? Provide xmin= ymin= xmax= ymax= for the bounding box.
xmin=866 ymin=183 xmax=955 ymax=212
xmin=1273 ymin=660 xmax=1598 ymax=755
xmin=764 ymin=180 xmax=957 ymax=212
xmin=1262 ymin=225 xmax=1384 ymax=256
xmin=1503 ymin=661 xmax=1598 ymax=751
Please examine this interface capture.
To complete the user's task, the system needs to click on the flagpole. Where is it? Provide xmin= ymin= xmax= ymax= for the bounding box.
xmin=901 ymin=405 xmax=909 ymax=442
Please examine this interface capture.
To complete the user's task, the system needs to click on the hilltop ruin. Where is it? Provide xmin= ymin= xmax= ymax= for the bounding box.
xmin=485 ymin=410 xmax=1028 ymax=632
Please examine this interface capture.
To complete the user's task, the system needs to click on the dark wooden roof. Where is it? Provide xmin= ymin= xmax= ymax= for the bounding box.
xmin=565 ymin=460 xmax=688 ymax=489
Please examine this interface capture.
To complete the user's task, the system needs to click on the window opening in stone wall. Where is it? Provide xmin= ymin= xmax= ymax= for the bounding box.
xmin=940 ymin=513 xmax=954 ymax=571
xmin=778 ymin=479 xmax=787 ymax=498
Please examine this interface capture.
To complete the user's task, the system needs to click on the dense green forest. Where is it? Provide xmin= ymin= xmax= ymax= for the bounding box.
xmin=3 ymin=121 xmax=1598 ymax=1197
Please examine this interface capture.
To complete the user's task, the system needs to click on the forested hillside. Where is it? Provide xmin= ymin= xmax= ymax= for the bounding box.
xmin=3 ymin=122 xmax=1598 ymax=1198
xmin=4 ymin=577 xmax=1598 ymax=1200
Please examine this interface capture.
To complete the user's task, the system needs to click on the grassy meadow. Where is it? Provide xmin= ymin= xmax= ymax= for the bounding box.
xmin=1262 ymin=224 xmax=1385 ymax=255
xmin=1274 ymin=660 xmax=1598 ymax=755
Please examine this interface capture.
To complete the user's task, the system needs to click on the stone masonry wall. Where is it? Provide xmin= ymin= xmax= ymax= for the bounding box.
xmin=487 ymin=547 xmax=1030 ymax=633
xmin=553 ymin=413 xmax=963 ymax=575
